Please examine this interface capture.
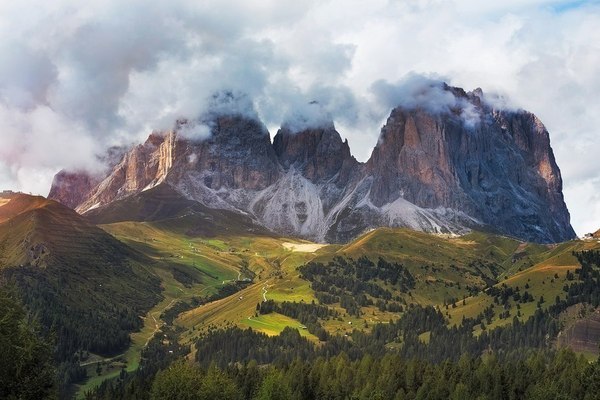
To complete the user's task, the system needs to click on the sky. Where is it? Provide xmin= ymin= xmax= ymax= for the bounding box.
xmin=0 ymin=0 xmax=599 ymax=235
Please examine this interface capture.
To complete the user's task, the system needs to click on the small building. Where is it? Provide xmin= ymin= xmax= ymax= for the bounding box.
xmin=582 ymin=233 xmax=595 ymax=241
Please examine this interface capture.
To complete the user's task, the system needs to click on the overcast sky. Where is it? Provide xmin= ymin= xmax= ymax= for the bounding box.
xmin=0 ymin=0 xmax=599 ymax=235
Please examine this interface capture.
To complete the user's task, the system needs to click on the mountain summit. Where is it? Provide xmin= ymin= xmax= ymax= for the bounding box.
xmin=49 ymin=84 xmax=575 ymax=243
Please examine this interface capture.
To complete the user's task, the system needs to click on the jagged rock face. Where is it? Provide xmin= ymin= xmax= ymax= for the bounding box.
xmin=366 ymin=90 xmax=575 ymax=243
xmin=174 ymin=121 xmax=363 ymax=237
xmin=265 ymin=125 xmax=364 ymax=233
xmin=273 ymin=125 xmax=360 ymax=186
xmin=75 ymin=132 xmax=177 ymax=212
xmin=367 ymin=109 xmax=466 ymax=210
xmin=482 ymin=110 xmax=573 ymax=242
xmin=48 ymin=170 xmax=101 ymax=209
xmin=168 ymin=116 xmax=285 ymax=216
xmin=48 ymin=85 xmax=576 ymax=244
xmin=48 ymin=146 xmax=126 ymax=210
xmin=176 ymin=116 xmax=281 ymax=192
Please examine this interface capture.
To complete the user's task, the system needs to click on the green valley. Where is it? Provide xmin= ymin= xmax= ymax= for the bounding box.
xmin=3 ymin=191 xmax=600 ymax=399
xmin=83 ymin=216 xmax=600 ymax=398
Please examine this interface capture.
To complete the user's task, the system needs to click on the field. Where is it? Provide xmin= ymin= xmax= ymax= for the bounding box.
xmin=71 ymin=220 xmax=600 ymax=396
xmin=241 ymin=313 xmax=318 ymax=340
xmin=72 ymin=219 xmax=328 ymax=396
xmin=448 ymin=238 xmax=600 ymax=331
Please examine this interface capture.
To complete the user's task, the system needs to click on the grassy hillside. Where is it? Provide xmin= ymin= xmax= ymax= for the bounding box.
xmin=0 ymin=193 xmax=162 ymax=395
xmin=150 ymin=226 xmax=600 ymax=357
xmin=7 ymin=189 xmax=595 ymax=397
xmin=448 ymin=239 xmax=600 ymax=330
xmin=101 ymin=221 xmax=316 ymax=328
xmin=82 ymin=216 xmax=600 ymax=355
xmin=85 ymin=183 xmax=270 ymax=237
xmin=0 ymin=192 xmax=53 ymax=223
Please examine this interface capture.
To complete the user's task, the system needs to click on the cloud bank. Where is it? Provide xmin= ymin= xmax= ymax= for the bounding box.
xmin=1 ymin=0 xmax=599 ymax=235
xmin=370 ymin=74 xmax=482 ymax=127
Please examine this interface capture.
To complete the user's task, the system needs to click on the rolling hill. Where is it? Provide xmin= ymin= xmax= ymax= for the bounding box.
xmin=72 ymin=209 xmax=600 ymax=400
xmin=143 ymin=225 xmax=599 ymax=356
xmin=86 ymin=207 xmax=600 ymax=354
xmin=84 ymin=184 xmax=271 ymax=238
xmin=3 ymin=191 xmax=598 ymax=396
xmin=0 ymin=192 xmax=163 ymax=393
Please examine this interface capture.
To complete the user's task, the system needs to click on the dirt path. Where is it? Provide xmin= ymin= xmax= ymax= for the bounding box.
xmin=144 ymin=298 xmax=176 ymax=347
xmin=262 ymin=285 xmax=268 ymax=302
xmin=78 ymin=298 xmax=178 ymax=368
xmin=222 ymin=269 xmax=243 ymax=285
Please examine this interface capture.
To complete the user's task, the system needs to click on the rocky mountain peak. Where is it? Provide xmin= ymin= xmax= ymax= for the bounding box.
xmin=48 ymin=170 xmax=101 ymax=210
xmin=49 ymin=84 xmax=576 ymax=244
xmin=366 ymin=84 xmax=575 ymax=243
xmin=176 ymin=114 xmax=281 ymax=192
xmin=48 ymin=145 xmax=126 ymax=210
xmin=367 ymin=108 xmax=461 ymax=209
xmin=273 ymin=124 xmax=359 ymax=184
xmin=70 ymin=130 xmax=177 ymax=213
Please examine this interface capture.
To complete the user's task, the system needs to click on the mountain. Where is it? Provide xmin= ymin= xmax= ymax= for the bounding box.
xmin=47 ymin=146 xmax=126 ymax=209
xmin=49 ymin=84 xmax=575 ymax=244
xmin=166 ymin=223 xmax=600 ymax=360
xmin=0 ymin=192 xmax=161 ymax=367
xmin=364 ymin=88 xmax=574 ymax=243
xmin=47 ymin=170 xmax=101 ymax=210
xmin=272 ymin=123 xmax=359 ymax=185
xmin=85 ymin=218 xmax=600 ymax=399
xmin=85 ymin=183 xmax=271 ymax=237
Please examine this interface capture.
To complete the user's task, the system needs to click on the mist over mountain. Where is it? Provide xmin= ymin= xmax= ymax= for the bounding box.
xmin=49 ymin=83 xmax=575 ymax=244
xmin=4 ymin=3 xmax=600 ymax=399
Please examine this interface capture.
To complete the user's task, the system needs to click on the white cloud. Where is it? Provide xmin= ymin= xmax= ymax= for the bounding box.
xmin=0 ymin=0 xmax=598 ymax=235
xmin=0 ymin=103 xmax=101 ymax=194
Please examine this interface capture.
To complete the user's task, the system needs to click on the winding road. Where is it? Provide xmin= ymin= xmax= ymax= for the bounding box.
xmin=145 ymin=298 xmax=177 ymax=347
xmin=262 ymin=284 xmax=268 ymax=302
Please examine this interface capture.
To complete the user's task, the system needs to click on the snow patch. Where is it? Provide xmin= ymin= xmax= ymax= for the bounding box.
xmin=84 ymin=202 xmax=101 ymax=212
xmin=142 ymin=181 xmax=159 ymax=192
